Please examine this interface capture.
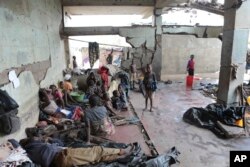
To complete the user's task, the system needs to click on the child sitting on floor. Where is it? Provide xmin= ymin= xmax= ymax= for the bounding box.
xmin=86 ymin=80 xmax=98 ymax=98
xmin=111 ymin=90 xmax=128 ymax=111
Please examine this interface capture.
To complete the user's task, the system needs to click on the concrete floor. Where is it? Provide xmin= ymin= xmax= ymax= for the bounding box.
xmin=130 ymin=79 xmax=250 ymax=167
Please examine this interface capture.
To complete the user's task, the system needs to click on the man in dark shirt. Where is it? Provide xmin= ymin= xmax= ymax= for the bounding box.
xmin=22 ymin=139 xmax=62 ymax=167
xmin=20 ymin=137 xmax=133 ymax=167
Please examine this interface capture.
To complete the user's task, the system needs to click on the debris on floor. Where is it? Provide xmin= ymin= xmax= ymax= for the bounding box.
xmin=183 ymin=103 xmax=246 ymax=139
xmin=199 ymin=83 xmax=218 ymax=99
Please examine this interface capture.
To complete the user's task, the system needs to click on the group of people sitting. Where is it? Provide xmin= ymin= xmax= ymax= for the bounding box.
xmin=38 ymin=68 xmax=131 ymax=142
xmin=0 ymin=68 xmax=133 ymax=166
xmin=0 ymin=62 xmax=158 ymax=167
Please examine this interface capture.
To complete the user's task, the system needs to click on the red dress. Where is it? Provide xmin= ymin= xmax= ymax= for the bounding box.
xmin=98 ymin=66 xmax=109 ymax=91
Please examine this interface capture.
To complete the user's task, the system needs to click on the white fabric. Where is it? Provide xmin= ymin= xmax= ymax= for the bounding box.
xmin=43 ymin=100 xmax=58 ymax=115
xmin=0 ymin=142 xmax=31 ymax=167
xmin=64 ymin=74 xmax=72 ymax=80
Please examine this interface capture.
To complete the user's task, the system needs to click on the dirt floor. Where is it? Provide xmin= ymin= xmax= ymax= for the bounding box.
xmin=129 ymin=77 xmax=250 ymax=167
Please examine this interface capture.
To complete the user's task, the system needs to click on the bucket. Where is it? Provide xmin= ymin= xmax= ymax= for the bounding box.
xmin=70 ymin=92 xmax=84 ymax=102
xmin=186 ymin=76 xmax=193 ymax=87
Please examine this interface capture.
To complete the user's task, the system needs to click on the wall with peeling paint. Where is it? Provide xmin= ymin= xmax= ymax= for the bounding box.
xmin=161 ymin=34 xmax=222 ymax=80
xmin=0 ymin=0 xmax=65 ymax=141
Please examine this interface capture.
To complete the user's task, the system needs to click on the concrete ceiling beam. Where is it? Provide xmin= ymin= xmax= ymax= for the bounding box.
xmin=63 ymin=26 xmax=121 ymax=36
xmin=62 ymin=0 xmax=155 ymax=6
xmin=155 ymin=0 xmax=189 ymax=8
xmin=190 ymin=3 xmax=224 ymax=16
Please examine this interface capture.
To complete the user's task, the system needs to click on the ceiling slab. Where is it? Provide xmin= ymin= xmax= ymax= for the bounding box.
xmin=62 ymin=0 xmax=155 ymax=6
xmin=64 ymin=6 xmax=154 ymax=16
xmin=155 ymin=0 xmax=189 ymax=8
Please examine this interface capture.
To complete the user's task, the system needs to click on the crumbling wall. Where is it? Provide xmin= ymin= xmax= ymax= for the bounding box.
xmin=119 ymin=26 xmax=222 ymax=80
xmin=119 ymin=27 xmax=156 ymax=71
xmin=0 ymin=0 xmax=65 ymax=141
xmin=161 ymin=34 xmax=222 ymax=80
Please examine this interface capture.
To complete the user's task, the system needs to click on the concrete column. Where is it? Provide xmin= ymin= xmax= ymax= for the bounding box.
xmin=154 ymin=8 xmax=162 ymax=35
xmin=64 ymin=39 xmax=70 ymax=68
xmin=152 ymin=8 xmax=162 ymax=80
xmin=217 ymin=0 xmax=250 ymax=105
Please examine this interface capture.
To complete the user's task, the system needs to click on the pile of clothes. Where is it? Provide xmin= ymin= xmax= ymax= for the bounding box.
xmin=0 ymin=139 xmax=38 ymax=167
xmin=199 ymin=83 xmax=218 ymax=99
xmin=183 ymin=103 xmax=245 ymax=138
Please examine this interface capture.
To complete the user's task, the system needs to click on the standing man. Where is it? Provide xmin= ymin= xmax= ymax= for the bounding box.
xmin=187 ymin=55 xmax=195 ymax=76
xmin=130 ymin=59 xmax=137 ymax=90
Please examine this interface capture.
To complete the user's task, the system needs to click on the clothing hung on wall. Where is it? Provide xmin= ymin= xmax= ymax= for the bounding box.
xmin=89 ymin=42 xmax=100 ymax=69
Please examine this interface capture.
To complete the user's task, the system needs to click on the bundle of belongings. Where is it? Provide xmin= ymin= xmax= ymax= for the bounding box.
xmin=0 ymin=139 xmax=38 ymax=167
xmin=199 ymin=83 xmax=218 ymax=99
xmin=183 ymin=103 xmax=245 ymax=139
xmin=0 ymin=89 xmax=21 ymax=135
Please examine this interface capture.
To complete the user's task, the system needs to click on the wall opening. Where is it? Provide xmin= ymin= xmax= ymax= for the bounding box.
xmin=68 ymin=35 xmax=131 ymax=69
xmin=162 ymin=8 xmax=224 ymax=26
xmin=64 ymin=6 xmax=153 ymax=27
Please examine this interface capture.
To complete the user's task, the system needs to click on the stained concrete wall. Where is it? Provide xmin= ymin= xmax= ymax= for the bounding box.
xmin=0 ymin=0 xmax=65 ymax=141
xmin=119 ymin=27 xmax=156 ymax=71
xmin=161 ymin=34 xmax=222 ymax=80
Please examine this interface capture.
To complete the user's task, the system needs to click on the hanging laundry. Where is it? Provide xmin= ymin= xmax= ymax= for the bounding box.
xmin=89 ymin=42 xmax=100 ymax=69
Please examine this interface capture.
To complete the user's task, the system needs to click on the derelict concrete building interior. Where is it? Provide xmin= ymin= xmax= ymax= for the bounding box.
xmin=0 ymin=0 xmax=250 ymax=166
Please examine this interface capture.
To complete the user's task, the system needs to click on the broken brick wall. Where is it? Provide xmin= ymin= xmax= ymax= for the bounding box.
xmin=0 ymin=0 xmax=66 ymax=142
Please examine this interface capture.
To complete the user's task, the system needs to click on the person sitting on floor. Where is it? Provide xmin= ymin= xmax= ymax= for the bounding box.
xmin=111 ymin=90 xmax=128 ymax=111
xmin=86 ymin=71 xmax=97 ymax=86
xmin=84 ymin=95 xmax=115 ymax=143
xmin=20 ymin=137 xmax=134 ymax=167
xmin=118 ymin=84 xmax=128 ymax=105
xmin=58 ymin=81 xmax=81 ymax=108
xmin=102 ymin=93 xmax=118 ymax=116
xmin=86 ymin=80 xmax=98 ymax=98
xmin=98 ymin=66 xmax=110 ymax=91
xmin=49 ymin=84 xmax=65 ymax=109
xmin=39 ymin=89 xmax=83 ymax=121
xmin=96 ymin=80 xmax=104 ymax=98
xmin=63 ymin=74 xmax=73 ymax=92
xmin=113 ymin=71 xmax=130 ymax=99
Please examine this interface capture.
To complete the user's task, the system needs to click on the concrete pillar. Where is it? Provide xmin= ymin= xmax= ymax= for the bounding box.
xmin=217 ymin=0 xmax=250 ymax=105
xmin=154 ymin=8 xmax=162 ymax=35
xmin=64 ymin=39 xmax=70 ymax=68
xmin=152 ymin=8 xmax=162 ymax=80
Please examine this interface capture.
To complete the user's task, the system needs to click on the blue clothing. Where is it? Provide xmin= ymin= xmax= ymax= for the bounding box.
xmin=84 ymin=106 xmax=107 ymax=124
xmin=24 ymin=140 xmax=63 ymax=167
xmin=111 ymin=96 xmax=126 ymax=110
xmin=143 ymin=72 xmax=157 ymax=91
